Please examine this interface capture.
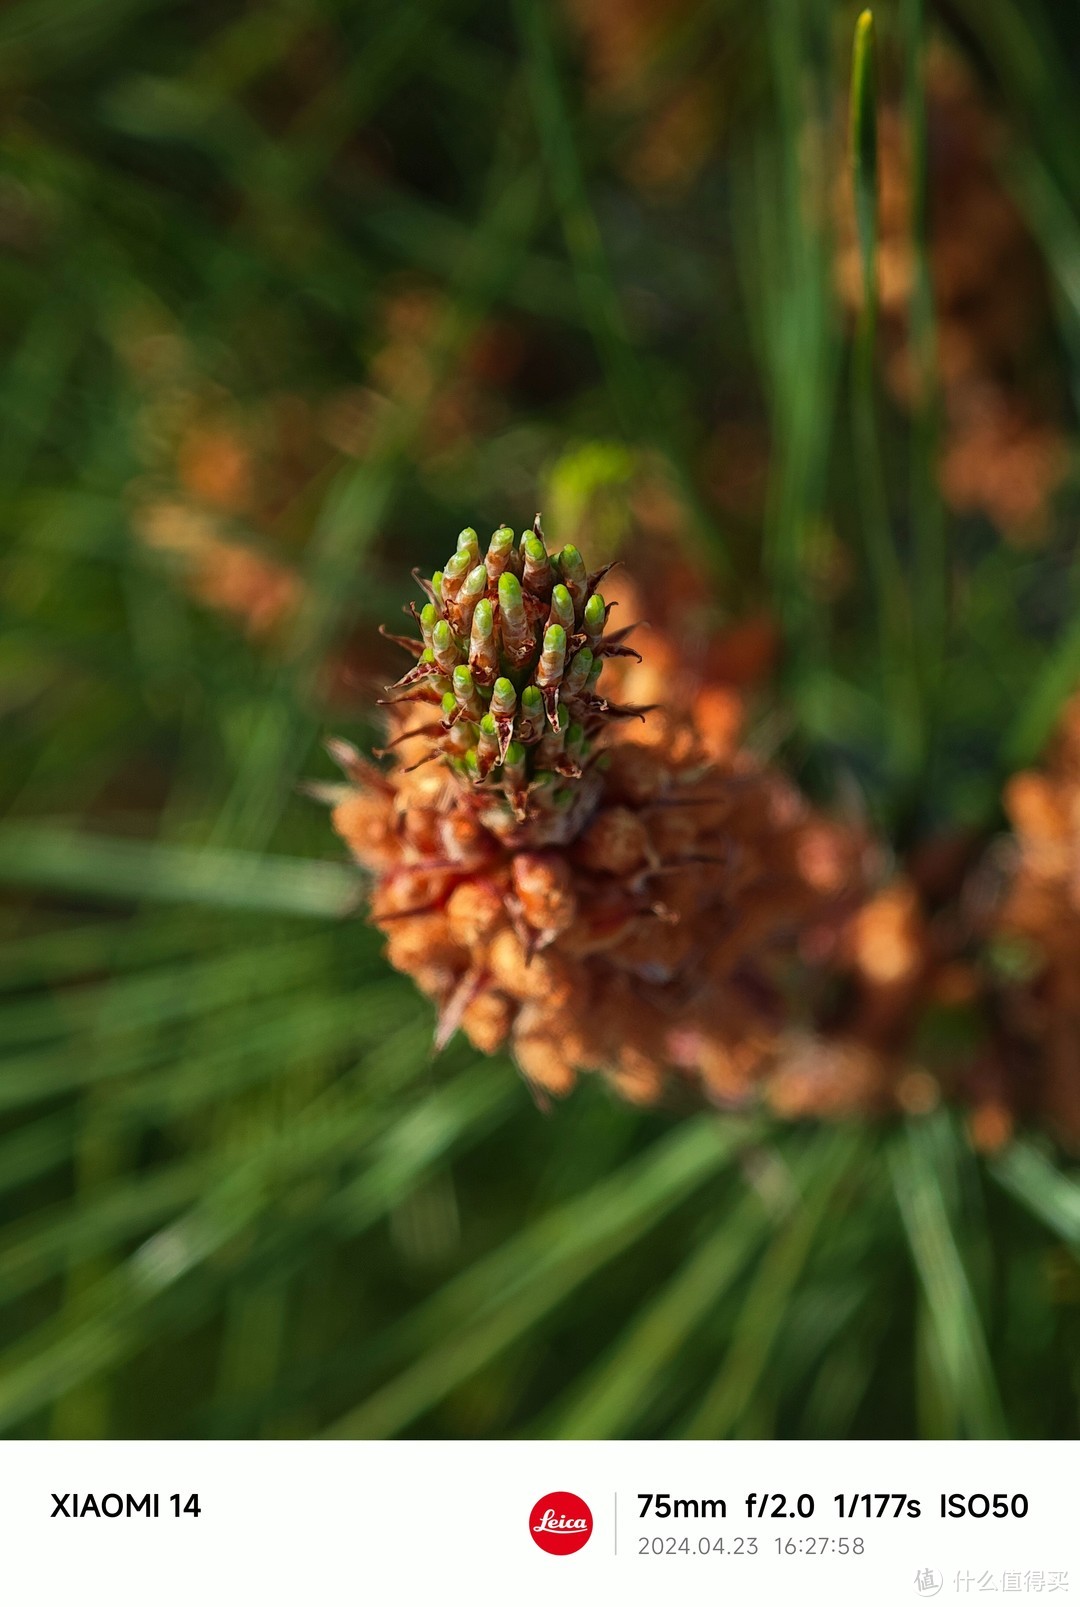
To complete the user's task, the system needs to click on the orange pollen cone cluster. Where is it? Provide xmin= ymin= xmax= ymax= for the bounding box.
xmin=327 ymin=520 xmax=870 ymax=1107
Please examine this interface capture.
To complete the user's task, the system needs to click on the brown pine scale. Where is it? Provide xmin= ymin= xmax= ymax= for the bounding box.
xmin=327 ymin=520 xmax=875 ymax=1109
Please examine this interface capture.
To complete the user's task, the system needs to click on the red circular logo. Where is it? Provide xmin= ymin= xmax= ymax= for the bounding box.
xmin=529 ymin=1491 xmax=593 ymax=1555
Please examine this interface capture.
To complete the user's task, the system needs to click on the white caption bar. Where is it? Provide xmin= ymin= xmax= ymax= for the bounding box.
xmin=2 ymin=1439 xmax=1073 ymax=1606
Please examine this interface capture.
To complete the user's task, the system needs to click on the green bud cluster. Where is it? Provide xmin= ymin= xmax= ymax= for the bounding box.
xmin=385 ymin=518 xmax=623 ymax=833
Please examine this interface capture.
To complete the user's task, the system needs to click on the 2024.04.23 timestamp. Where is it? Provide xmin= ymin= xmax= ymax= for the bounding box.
xmin=637 ymin=1536 xmax=866 ymax=1557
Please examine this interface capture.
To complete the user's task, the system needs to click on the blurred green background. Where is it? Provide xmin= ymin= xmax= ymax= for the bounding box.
xmin=2 ymin=0 xmax=1079 ymax=1439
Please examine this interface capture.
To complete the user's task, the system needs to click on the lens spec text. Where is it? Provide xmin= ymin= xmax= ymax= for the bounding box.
xmin=635 ymin=1492 xmax=1029 ymax=1523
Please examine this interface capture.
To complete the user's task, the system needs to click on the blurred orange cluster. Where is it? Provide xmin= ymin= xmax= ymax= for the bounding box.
xmin=836 ymin=47 xmax=1069 ymax=542
xmin=767 ymin=680 xmax=1080 ymax=1152
xmin=561 ymin=0 xmax=720 ymax=195
xmin=990 ymin=696 xmax=1080 ymax=1147
xmin=330 ymin=283 xmax=521 ymax=460
xmin=120 ymin=314 xmax=316 ymax=639
xmin=123 ymin=283 xmax=519 ymax=642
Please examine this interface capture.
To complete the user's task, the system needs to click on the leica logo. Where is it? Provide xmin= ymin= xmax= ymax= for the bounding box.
xmin=529 ymin=1492 xmax=593 ymax=1555
xmin=534 ymin=1509 xmax=589 ymax=1533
